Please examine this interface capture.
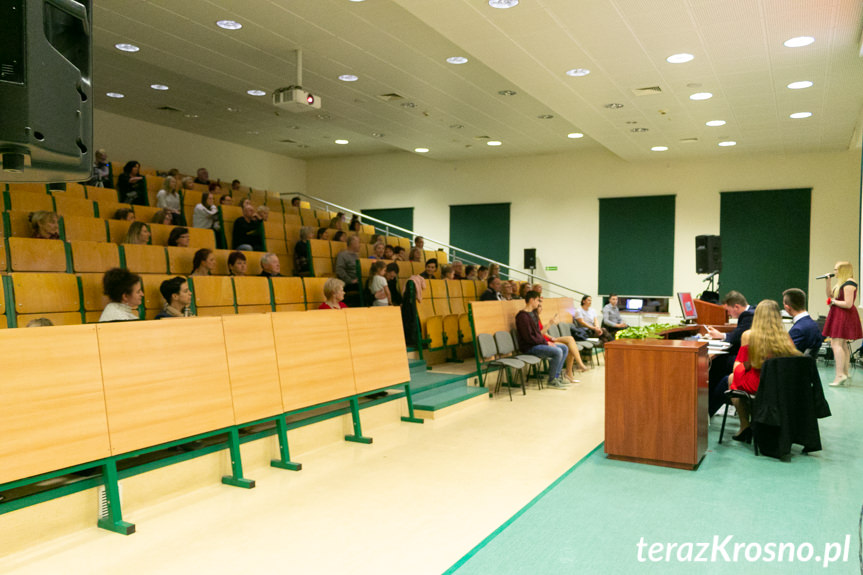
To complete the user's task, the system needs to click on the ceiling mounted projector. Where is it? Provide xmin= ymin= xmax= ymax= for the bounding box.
xmin=273 ymin=86 xmax=321 ymax=112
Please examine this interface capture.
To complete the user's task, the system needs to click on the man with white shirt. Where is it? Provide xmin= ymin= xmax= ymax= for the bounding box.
xmin=783 ymin=288 xmax=823 ymax=355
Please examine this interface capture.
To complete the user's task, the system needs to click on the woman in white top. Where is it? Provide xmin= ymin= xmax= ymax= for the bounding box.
xmin=193 ymin=191 xmax=220 ymax=230
xmin=367 ymin=260 xmax=391 ymax=306
xmin=99 ymin=268 xmax=143 ymax=322
xmin=576 ymin=295 xmax=613 ymax=345
xmin=156 ymin=176 xmax=183 ymax=223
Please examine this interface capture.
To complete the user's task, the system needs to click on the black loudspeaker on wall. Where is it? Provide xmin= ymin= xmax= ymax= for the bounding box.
xmin=524 ymin=248 xmax=537 ymax=269
xmin=695 ymin=235 xmax=722 ymax=274
xmin=0 ymin=0 xmax=92 ymax=182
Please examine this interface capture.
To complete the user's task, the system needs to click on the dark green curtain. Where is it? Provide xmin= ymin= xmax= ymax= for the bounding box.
xmin=361 ymin=207 xmax=414 ymax=235
xmin=449 ymin=203 xmax=510 ymax=266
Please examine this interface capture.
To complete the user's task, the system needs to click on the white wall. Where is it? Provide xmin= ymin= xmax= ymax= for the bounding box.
xmin=306 ymin=148 xmax=861 ymax=317
xmin=94 ymin=110 xmax=306 ymax=195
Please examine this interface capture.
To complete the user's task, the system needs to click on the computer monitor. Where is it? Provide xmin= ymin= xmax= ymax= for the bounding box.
xmin=677 ymin=292 xmax=698 ymax=321
xmin=624 ymin=298 xmax=643 ymax=312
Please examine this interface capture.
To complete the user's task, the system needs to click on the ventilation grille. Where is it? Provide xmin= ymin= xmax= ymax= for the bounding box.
xmin=377 ymin=93 xmax=404 ymax=102
xmin=156 ymin=105 xmax=183 ymax=113
xmin=631 ymin=86 xmax=662 ymax=96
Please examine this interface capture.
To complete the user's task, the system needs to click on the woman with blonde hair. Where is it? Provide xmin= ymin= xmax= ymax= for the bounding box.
xmin=319 ymin=277 xmax=347 ymax=309
xmin=537 ymin=302 xmax=589 ymax=382
xmin=821 ymin=261 xmax=862 ymax=386
xmin=30 ymin=211 xmax=60 ymax=239
xmin=124 ymin=221 xmax=151 ymax=245
xmin=727 ymin=299 xmax=801 ymax=441
xmin=156 ymin=175 xmax=183 ymax=224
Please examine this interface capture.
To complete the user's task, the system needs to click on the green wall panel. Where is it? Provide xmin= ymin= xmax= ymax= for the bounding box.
xmin=361 ymin=207 xmax=414 ymax=235
xmin=449 ymin=203 xmax=510 ymax=266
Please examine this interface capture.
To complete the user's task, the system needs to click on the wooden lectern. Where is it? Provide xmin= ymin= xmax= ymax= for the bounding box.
xmin=604 ymin=339 xmax=709 ymax=470
xmin=694 ymin=299 xmax=727 ymax=325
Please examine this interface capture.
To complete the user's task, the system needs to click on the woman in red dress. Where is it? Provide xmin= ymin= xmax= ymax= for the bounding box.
xmin=822 ymin=261 xmax=862 ymax=386
xmin=727 ymin=300 xmax=800 ymax=441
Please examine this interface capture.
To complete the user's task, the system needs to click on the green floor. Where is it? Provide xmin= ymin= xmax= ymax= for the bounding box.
xmin=446 ymin=366 xmax=863 ymax=574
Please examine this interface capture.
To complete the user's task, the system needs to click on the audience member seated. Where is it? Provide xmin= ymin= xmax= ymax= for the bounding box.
xmin=293 ymin=228 xmax=312 ymax=277
xmin=349 ymin=215 xmax=361 ymax=232
xmin=782 ymin=288 xmax=823 ymax=354
xmin=725 ymin=299 xmax=801 ymax=442
xmin=114 ymin=208 xmax=135 ymax=221
xmin=167 ymin=168 xmax=181 ymax=180
xmin=256 ymin=205 xmax=270 ymax=222
xmin=193 ymin=192 xmax=220 ymax=231
xmin=100 ymin=268 xmax=142 ymax=322
xmin=124 ymin=222 xmax=151 ymax=245
xmin=219 ymin=194 xmax=233 ymax=206
xmin=367 ymin=260 xmax=391 ymax=306
xmin=260 ymin=253 xmax=281 ymax=277
xmin=232 ymin=200 xmax=264 ymax=251
xmin=319 ymin=277 xmax=347 ymax=309
xmin=156 ymin=176 xmax=184 ymax=224
xmin=705 ymin=290 xmax=754 ymax=415
xmin=601 ymin=293 xmax=629 ymax=338
xmin=420 ymin=258 xmax=438 ymax=279
xmin=329 ymin=212 xmax=346 ymax=230
xmin=290 ymin=197 xmax=301 ymax=208
xmin=537 ymin=301 xmax=588 ymax=381
xmin=154 ymin=277 xmax=193 ymax=319
xmin=181 ymin=177 xmax=195 ymax=191
xmin=386 ymin=263 xmax=402 ymax=306
xmin=26 ymin=317 xmax=54 ymax=327
xmin=88 ymin=148 xmax=114 ymax=188
xmin=517 ymin=283 xmax=530 ymax=299
xmin=30 ymin=211 xmax=60 ymax=239
xmin=575 ymin=295 xmax=613 ymax=345
xmin=332 ymin=230 xmax=347 ymax=242
xmin=336 ymin=236 xmax=361 ymax=305
xmin=441 ymin=265 xmax=454 ymax=280
xmin=151 ymin=210 xmax=172 ymax=225
xmin=117 ymin=160 xmax=147 ymax=205
xmin=452 ymin=261 xmax=465 ymax=279
xmin=489 ymin=263 xmax=500 ymax=278
xmin=191 ymin=248 xmax=215 ymax=276
xmin=392 ymin=246 xmax=405 ymax=261
xmin=464 ymin=265 xmax=477 ymax=280
xmin=370 ymin=242 xmax=386 ymax=260
xmin=514 ymin=290 xmax=569 ymax=389
xmin=209 ymin=181 xmax=223 ymax=197
xmin=231 ymin=179 xmax=241 ymax=192
xmin=383 ymin=245 xmax=395 ymax=260
xmin=480 ymin=276 xmax=502 ymax=301
xmin=500 ymin=281 xmax=514 ymax=301
xmin=414 ymin=236 xmax=425 ymax=251
xmin=316 ymin=227 xmax=329 ymax=240
xmin=194 ymin=167 xmax=210 ymax=186
xmin=477 ymin=266 xmax=489 ymax=281
xmin=408 ymin=247 xmax=423 ymax=263
xmin=228 ymin=251 xmax=247 ymax=276
xmin=167 ymin=227 xmax=190 ymax=247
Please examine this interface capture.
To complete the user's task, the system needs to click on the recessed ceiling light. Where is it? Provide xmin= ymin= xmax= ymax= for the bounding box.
xmin=371 ymin=132 xmax=385 ymax=138
xmin=565 ymin=68 xmax=591 ymax=77
xmin=489 ymin=0 xmax=518 ymax=8
xmin=498 ymin=90 xmax=517 ymax=96
xmin=666 ymin=53 xmax=694 ymax=64
xmin=689 ymin=92 xmax=713 ymax=100
xmin=150 ymin=84 xmax=169 ymax=91
xmin=338 ymin=74 xmax=359 ymax=82
xmin=106 ymin=92 xmax=125 ymax=99
xmin=631 ymin=127 xmax=649 ymax=133
xmin=247 ymin=130 xmax=259 ymax=135
xmin=447 ymin=57 xmax=469 ymax=65
xmin=651 ymin=146 xmax=669 ymax=151
xmin=184 ymin=113 xmax=199 ymax=118
xmin=349 ymin=0 xmax=365 ymax=2
xmin=487 ymin=140 xmax=503 ymax=146
xmin=226 ymin=107 xmax=239 ymax=112
xmin=246 ymin=89 xmax=266 ymax=96
xmin=604 ymin=103 xmax=624 ymax=109
xmin=567 ymin=133 xmax=584 ymax=139
xmin=114 ymin=43 xmax=139 ymax=53
xmin=334 ymin=139 xmax=349 ymax=145
xmin=784 ymin=36 xmax=815 ymax=48
xmin=401 ymin=102 xmax=417 ymax=108
xmin=705 ymin=120 xmax=726 ymax=127
xmin=718 ymin=141 xmax=737 ymax=147
xmin=789 ymin=112 xmax=813 ymax=119
xmin=787 ymin=81 xmax=813 ymax=90
xmin=538 ymin=114 xmax=554 ymax=120
xmin=414 ymin=148 xmax=429 ymax=153
xmin=216 ymin=20 xmax=242 ymax=30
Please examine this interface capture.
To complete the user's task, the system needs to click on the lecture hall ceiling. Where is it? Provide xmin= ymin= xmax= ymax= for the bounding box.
xmin=93 ymin=0 xmax=863 ymax=161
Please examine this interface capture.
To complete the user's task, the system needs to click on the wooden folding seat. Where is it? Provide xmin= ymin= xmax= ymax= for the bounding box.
xmin=477 ymin=280 xmax=488 ymax=295
xmin=5 ymin=182 xmax=47 ymax=194
xmin=187 ymin=227 xmax=216 ymax=250
xmin=312 ymin=257 xmax=334 ymax=277
xmin=276 ymin=254 xmax=293 ymax=276
xmin=183 ymin=189 xmax=202 ymax=207
xmin=146 ymin=176 xmax=164 ymax=207
xmin=308 ymin=238 xmax=329 ymax=258
xmin=85 ymin=186 xmax=120 ymax=203
xmin=446 ymin=279 xmax=463 ymax=299
xmin=9 ymin=272 xmax=82 ymax=326
xmin=428 ymin=279 xmax=447 ymax=299
xmin=359 ymin=224 xmax=374 ymax=235
xmin=98 ymin=201 xmax=133 ymax=221
xmin=283 ymin=213 xmax=301 ymax=227
xmin=298 ymin=200 xmax=311 ymax=210
xmin=69 ymin=240 xmax=120 ymax=273
xmin=78 ymin=272 xmax=110 ymax=322
xmin=188 ymin=275 xmax=235 ymax=316
xmin=233 ymin=276 xmax=273 ymax=314
xmin=7 ymin=237 xmax=67 ymax=272
xmin=423 ymin=250 xmax=437 ymax=262
xmin=248 ymin=189 xmax=266 ymax=207
xmin=63 ymin=183 xmax=88 ymax=198
xmin=285 ymin=224 xmax=302 ymax=243
xmin=5 ymin=190 xmax=53 ymax=212
xmin=264 ymin=220 xmax=285 ymax=242
xmin=189 ymin=182 xmax=208 ymax=195
xmin=265 ymin=192 xmax=283 ymax=212
xmin=299 ymin=208 xmax=316 ymax=226
xmin=432 ymin=298 xmax=451 ymax=317
xmin=166 ymin=246 xmax=198 ymax=275
xmin=462 ymin=280 xmax=477 ymax=301
xmin=212 ymin=249 xmax=234 ymax=276
xmin=302 ymin=277 xmax=328 ymax=309
xmin=240 ymin=250 xmax=264 ymax=276
xmin=398 ymin=237 xmax=412 ymax=251
xmin=436 ymin=250 xmax=449 ymax=264
xmin=107 ymin=218 xmax=133 ymax=243
xmin=122 ymin=244 xmax=168 ymax=274
xmin=397 ymin=263 xmax=413 ymax=279
xmin=134 ymin=205 xmax=163 ymax=224
xmin=385 ymin=235 xmax=400 ymax=248
xmin=148 ymin=222 xmax=174 ymax=246
xmin=219 ymin=205 xmax=244 ymax=248
xmin=3 ymin=210 xmax=37 ymax=237
xmin=410 ymin=261 xmax=426 ymax=276
xmin=271 ymin=277 xmax=305 ymax=311
xmin=53 ymin=195 xmax=96 ymax=217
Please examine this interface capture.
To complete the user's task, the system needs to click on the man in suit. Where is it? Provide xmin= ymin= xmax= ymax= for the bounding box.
xmin=783 ymin=288 xmax=823 ymax=354
xmin=705 ymin=290 xmax=754 ymax=416
xmin=480 ymin=276 xmax=503 ymax=301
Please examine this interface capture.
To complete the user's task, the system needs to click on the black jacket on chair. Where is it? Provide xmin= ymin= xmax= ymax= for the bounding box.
xmin=752 ymin=356 xmax=831 ymax=458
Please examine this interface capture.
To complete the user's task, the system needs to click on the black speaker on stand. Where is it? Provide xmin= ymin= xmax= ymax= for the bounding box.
xmin=524 ymin=248 xmax=536 ymax=283
xmin=695 ymin=235 xmax=722 ymax=274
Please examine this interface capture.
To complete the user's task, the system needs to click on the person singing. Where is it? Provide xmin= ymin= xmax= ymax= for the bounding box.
xmin=822 ymin=261 xmax=862 ymax=386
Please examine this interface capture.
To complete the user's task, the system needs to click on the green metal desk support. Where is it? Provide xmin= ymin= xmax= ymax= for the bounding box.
xmin=96 ymin=459 xmax=135 ymax=535
xmin=220 ymin=428 xmax=256 ymax=488
xmin=344 ymin=397 xmax=373 ymax=444
xmin=399 ymin=382 xmax=424 ymax=424
xmin=270 ymin=417 xmax=302 ymax=471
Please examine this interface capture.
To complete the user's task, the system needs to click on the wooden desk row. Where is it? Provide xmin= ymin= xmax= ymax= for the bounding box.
xmin=0 ymin=307 xmax=420 ymax=534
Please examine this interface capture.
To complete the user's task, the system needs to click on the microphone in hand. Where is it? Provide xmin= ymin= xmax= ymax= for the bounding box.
xmin=815 ymin=273 xmax=835 ymax=280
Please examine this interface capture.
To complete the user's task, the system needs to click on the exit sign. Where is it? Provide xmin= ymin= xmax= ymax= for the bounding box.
xmin=545 ymin=266 xmax=558 ymax=271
